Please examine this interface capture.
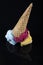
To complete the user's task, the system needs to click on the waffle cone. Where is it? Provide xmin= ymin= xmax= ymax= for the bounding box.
xmin=12 ymin=3 xmax=33 ymax=37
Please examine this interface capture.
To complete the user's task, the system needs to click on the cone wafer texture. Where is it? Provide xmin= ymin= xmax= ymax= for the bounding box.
xmin=12 ymin=3 xmax=33 ymax=37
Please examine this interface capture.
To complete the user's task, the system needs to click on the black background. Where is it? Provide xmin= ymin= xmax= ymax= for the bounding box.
xmin=0 ymin=0 xmax=42 ymax=65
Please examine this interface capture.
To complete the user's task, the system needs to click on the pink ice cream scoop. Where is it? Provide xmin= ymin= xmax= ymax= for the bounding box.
xmin=14 ymin=29 xmax=29 ymax=42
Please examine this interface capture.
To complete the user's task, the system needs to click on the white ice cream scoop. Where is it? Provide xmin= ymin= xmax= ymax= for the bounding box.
xmin=5 ymin=30 xmax=17 ymax=45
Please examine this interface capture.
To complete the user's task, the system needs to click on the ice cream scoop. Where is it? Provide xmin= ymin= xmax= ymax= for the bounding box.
xmin=14 ymin=29 xmax=29 ymax=42
xmin=5 ymin=30 xmax=17 ymax=45
xmin=20 ymin=31 xmax=32 ymax=46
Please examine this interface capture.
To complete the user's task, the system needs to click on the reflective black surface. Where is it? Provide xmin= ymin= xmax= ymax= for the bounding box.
xmin=0 ymin=0 xmax=42 ymax=65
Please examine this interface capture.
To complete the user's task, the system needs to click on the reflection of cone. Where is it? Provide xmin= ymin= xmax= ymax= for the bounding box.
xmin=12 ymin=3 xmax=33 ymax=37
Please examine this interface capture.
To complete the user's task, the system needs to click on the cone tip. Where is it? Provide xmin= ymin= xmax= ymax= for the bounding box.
xmin=30 ymin=2 xmax=33 ymax=7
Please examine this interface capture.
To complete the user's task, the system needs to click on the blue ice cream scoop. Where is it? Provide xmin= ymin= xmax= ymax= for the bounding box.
xmin=5 ymin=30 xmax=17 ymax=45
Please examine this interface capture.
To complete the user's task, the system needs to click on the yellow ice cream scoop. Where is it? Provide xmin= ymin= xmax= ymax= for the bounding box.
xmin=20 ymin=32 xmax=32 ymax=47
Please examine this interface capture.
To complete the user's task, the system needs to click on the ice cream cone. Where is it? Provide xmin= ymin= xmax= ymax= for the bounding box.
xmin=12 ymin=3 xmax=33 ymax=37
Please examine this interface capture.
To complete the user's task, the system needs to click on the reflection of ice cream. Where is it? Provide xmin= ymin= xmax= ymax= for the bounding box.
xmin=5 ymin=3 xmax=33 ymax=46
